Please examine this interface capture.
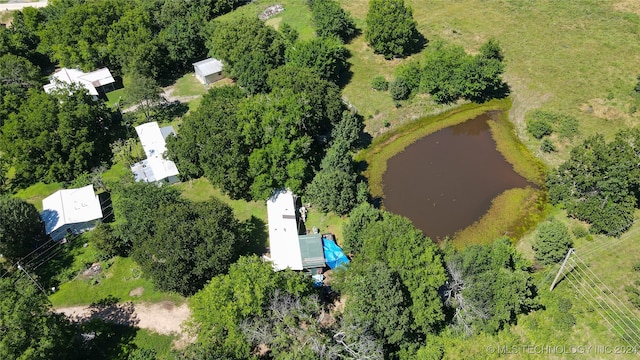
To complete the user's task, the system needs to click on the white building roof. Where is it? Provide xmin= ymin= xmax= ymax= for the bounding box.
xmin=41 ymin=185 xmax=103 ymax=235
xmin=131 ymin=122 xmax=180 ymax=183
xmin=193 ymin=58 xmax=223 ymax=76
xmin=44 ymin=67 xmax=115 ymax=96
xmin=267 ymin=189 xmax=303 ymax=271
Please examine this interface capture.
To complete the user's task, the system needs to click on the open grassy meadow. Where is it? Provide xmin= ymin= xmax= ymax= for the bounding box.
xmin=340 ymin=0 xmax=640 ymax=162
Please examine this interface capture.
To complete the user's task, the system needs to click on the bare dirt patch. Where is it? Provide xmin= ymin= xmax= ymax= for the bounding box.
xmin=580 ymin=98 xmax=627 ymax=121
xmin=129 ymin=287 xmax=144 ymax=297
xmin=613 ymin=0 xmax=640 ymax=16
xmin=55 ymin=301 xmax=192 ymax=342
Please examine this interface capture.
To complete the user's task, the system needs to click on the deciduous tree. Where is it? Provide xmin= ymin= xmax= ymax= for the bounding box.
xmin=365 ymin=0 xmax=420 ymax=59
xmin=0 ymin=196 xmax=46 ymax=260
xmin=533 ymin=219 xmax=572 ymax=265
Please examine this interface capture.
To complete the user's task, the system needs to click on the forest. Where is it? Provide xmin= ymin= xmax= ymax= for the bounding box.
xmin=1 ymin=0 xmax=640 ymax=359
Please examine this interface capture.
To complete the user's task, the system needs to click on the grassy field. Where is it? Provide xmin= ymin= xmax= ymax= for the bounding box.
xmin=49 ymin=242 xmax=184 ymax=307
xmin=340 ymin=0 xmax=640 ymax=163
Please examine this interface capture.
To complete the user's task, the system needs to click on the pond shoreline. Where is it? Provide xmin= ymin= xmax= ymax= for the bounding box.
xmin=357 ymin=99 xmax=547 ymax=246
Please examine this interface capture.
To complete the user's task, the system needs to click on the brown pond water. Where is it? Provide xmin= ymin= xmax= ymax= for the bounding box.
xmin=382 ymin=111 xmax=532 ymax=240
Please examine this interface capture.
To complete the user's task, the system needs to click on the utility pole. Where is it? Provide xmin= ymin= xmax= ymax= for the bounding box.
xmin=550 ymin=248 xmax=574 ymax=291
xmin=17 ymin=263 xmax=47 ymax=296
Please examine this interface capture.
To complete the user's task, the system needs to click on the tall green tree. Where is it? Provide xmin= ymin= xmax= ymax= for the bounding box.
xmin=123 ymin=72 xmax=164 ymax=122
xmin=365 ymin=0 xmax=420 ymax=59
xmin=0 ymin=54 xmax=42 ymax=125
xmin=206 ymin=16 xmax=285 ymax=93
xmin=285 ymin=37 xmax=349 ymax=84
xmin=547 ymin=129 xmax=640 ymax=236
xmin=107 ymin=7 xmax=163 ymax=78
xmin=132 ymin=198 xmax=246 ymax=296
xmin=532 ymin=219 xmax=573 ymax=265
xmin=112 ymin=181 xmax=183 ymax=252
xmin=309 ymin=0 xmax=357 ymax=42
xmin=342 ymin=202 xmax=382 ymax=254
xmin=0 ymin=197 xmax=46 ymax=260
xmin=189 ymin=256 xmax=313 ymax=358
xmin=166 ymin=85 xmax=249 ymax=198
xmin=39 ymin=0 xmax=131 ymax=71
xmin=335 ymin=261 xmax=413 ymax=356
xmin=358 ymin=212 xmax=447 ymax=336
xmin=444 ymin=238 xmax=537 ymax=335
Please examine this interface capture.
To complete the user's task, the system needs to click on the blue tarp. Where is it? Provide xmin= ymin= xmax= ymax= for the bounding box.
xmin=322 ymin=237 xmax=350 ymax=269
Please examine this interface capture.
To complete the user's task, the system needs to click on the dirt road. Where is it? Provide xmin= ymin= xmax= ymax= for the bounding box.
xmin=1 ymin=1 xmax=48 ymax=12
xmin=55 ymin=301 xmax=191 ymax=336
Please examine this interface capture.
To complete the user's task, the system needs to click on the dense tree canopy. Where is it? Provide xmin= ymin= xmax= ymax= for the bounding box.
xmin=0 ymin=277 xmax=76 ymax=359
xmin=285 ymin=37 xmax=349 ymax=84
xmin=0 ymin=197 xmax=46 ymax=261
xmin=189 ymin=256 xmax=314 ymax=358
xmin=419 ymin=39 xmax=507 ymax=103
xmin=365 ymin=0 xmax=420 ymax=59
xmin=206 ymin=16 xmax=285 ymax=94
xmin=547 ymin=129 xmax=640 ymax=236
xmin=166 ymin=86 xmax=248 ymax=197
xmin=444 ymin=238 xmax=537 ymax=335
xmin=335 ymin=261 xmax=413 ymax=356
xmin=168 ymin=80 xmax=339 ymax=201
xmin=305 ymin=112 xmax=365 ymax=215
xmin=132 ymin=198 xmax=246 ymax=296
xmin=113 ymin=182 xmax=252 ymax=296
xmin=0 ymin=86 xmax=121 ymax=186
xmin=0 ymin=54 xmax=42 ymax=125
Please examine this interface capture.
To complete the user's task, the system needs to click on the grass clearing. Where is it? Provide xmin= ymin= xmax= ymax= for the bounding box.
xmin=15 ymin=181 xmax=63 ymax=211
xmin=175 ymin=177 xmax=266 ymax=222
xmin=50 ymin=251 xmax=184 ymax=307
xmin=170 ymin=73 xmax=208 ymax=98
xmin=131 ymin=329 xmax=176 ymax=360
xmin=105 ymin=88 xmax=125 ymax=109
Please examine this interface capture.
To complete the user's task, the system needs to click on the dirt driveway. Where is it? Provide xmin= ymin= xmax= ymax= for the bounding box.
xmin=55 ymin=301 xmax=191 ymax=336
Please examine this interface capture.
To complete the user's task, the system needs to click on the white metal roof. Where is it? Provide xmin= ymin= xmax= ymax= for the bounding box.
xmin=44 ymin=67 xmax=115 ymax=96
xmin=41 ymin=185 xmax=103 ymax=235
xmin=193 ymin=58 xmax=223 ymax=76
xmin=267 ymin=189 xmax=303 ymax=271
xmin=131 ymin=122 xmax=180 ymax=183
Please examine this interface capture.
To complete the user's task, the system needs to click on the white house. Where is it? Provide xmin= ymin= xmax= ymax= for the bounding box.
xmin=43 ymin=68 xmax=116 ymax=99
xmin=265 ymin=189 xmax=325 ymax=271
xmin=193 ymin=58 xmax=224 ymax=85
xmin=41 ymin=185 xmax=104 ymax=241
xmin=130 ymin=122 xmax=180 ymax=184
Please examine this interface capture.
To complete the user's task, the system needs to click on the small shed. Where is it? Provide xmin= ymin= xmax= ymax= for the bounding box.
xmin=193 ymin=58 xmax=224 ymax=85
xmin=41 ymin=185 xmax=104 ymax=241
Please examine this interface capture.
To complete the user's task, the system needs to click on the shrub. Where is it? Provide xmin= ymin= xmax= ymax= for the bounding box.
xmin=371 ymin=76 xmax=388 ymax=91
xmin=527 ymin=118 xmax=553 ymax=139
xmin=572 ymin=224 xmax=589 ymax=238
xmin=633 ymin=262 xmax=640 ymax=272
xmin=389 ymin=77 xmax=410 ymax=100
xmin=540 ymin=138 xmax=556 ymax=153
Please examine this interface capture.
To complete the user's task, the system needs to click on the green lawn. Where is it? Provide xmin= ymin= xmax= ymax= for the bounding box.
xmin=105 ymin=88 xmax=126 ymax=109
xmin=15 ymin=181 xmax=63 ymax=211
xmin=175 ymin=177 xmax=267 ymax=222
xmin=217 ymin=0 xmax=315 ymax=41
xmin=50 ymin=249 xmax=184 ymax=307
xmin=170 ymin=73 xmax=208 ymax=98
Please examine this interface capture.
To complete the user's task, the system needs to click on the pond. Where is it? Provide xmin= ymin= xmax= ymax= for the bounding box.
xmin=382 ymin=111 xmax=532 ymax=240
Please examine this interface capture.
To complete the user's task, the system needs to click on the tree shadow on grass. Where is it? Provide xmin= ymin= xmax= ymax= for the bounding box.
xmin=241 ymin=215 xmax=268 ymax=256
